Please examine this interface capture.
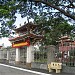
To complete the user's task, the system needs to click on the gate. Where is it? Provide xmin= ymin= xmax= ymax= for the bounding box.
xmin=20 ymin=46 xmax=27 ymax=64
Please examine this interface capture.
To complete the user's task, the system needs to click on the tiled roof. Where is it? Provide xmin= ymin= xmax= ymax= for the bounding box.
xmin=9 ymin=33 xmax=43 ymax=41
xmin=14 ymin=22 xmax=38 ymax=33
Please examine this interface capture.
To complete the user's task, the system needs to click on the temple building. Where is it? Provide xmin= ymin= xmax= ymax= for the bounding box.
xmin=58 ymin=35 xmax=75 ymax=62
xmin=9 ymin=22 xmax=43 ymax=68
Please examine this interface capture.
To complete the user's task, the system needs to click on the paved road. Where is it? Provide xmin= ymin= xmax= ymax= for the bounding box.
xmin=0 ymin=64 xmax=74 ymax=75
xmin=0 ymin=64 xmax=51 ymax=75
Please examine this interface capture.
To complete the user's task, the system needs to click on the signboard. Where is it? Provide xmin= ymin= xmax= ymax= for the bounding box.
xmin=12 ymin=40 xmax=30 ymax=48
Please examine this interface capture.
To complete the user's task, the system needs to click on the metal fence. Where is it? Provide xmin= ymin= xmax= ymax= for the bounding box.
xmin=0 ymin=50 xmax=7 ymax=59
xmin=34 ymin=46 xmax=47 ymax=63
xmin=55 ymin=46 xmax=75 ymax=67
xmin=8 ymin=48 xmax=16 ymax=64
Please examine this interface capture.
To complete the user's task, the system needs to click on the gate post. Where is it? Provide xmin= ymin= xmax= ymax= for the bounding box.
xmin=15 ymin=48 xmax=20 ymax=64
xmin=47 ymin=45 xmax=55 ymax=64
xmin=26 ymin=45 xmax=34 ymax=68
xmin=7 ymin=50 xmax=10 ymax=63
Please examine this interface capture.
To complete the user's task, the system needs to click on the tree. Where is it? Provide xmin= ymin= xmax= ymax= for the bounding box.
xmin=34 ymin=15 xmax=74 ymax=45
xmin=34 ymin=0 xmax=75 ymax=20
xmin=0 ymin=0 xmax=75 ymax=37
xmin=0 ymin=1 xmax=18 ymax=37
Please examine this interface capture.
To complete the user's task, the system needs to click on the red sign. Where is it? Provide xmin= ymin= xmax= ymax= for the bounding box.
xmin=12 ymin=40 xmax=30 ymax=48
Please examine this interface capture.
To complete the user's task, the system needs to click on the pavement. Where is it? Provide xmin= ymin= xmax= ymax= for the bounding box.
xmin=0 ymin=62 xmax=75 ymax=75
xmin=0 ymin=64 xmax=39 ymax=75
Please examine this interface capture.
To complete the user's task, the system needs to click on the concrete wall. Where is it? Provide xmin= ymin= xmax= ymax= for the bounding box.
xmin=62 ymin=65 xmax=75 ymax=74
xmin=31 ymin=62 xmax=47 ymax=70
xmin=31 ymin=62 xmax=75 ymax=74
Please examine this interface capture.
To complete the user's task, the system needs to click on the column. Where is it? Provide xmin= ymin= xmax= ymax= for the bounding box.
xmin=26 ymin=45 xmax=33 ymax=68
xmin=0 ymin=50 xmax=4 ymax=63
xmin=47 ymin=45 xmax=55 ymax=64
xmin=15 ymin=48 xmax=20 ymax=64
xmin=7 ymin=50 xmax=10 ymax=60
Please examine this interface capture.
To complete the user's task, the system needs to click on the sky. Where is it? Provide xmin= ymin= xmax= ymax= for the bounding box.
xmin=0 ymin=37 xmax=11 ymax=47
xmin=0 ymin=13 xmax=34 ymax=47
xmin=14 ymin=14 xmax=34 ymax=28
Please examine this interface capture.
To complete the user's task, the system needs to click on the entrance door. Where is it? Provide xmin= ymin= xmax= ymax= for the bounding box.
xmin=20 ymin=46 xmax=27 ymax=64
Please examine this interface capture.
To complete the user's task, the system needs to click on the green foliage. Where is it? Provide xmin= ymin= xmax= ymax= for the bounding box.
xmin=34 ymin=15 xmax=74 ymax=45
xmin=0 ymin=0 xmax=75 ymax=37
xmin=0 ymin=1 xmax=18 ymax=37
